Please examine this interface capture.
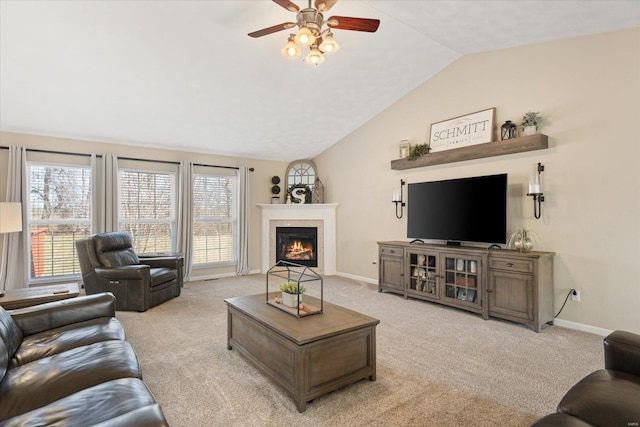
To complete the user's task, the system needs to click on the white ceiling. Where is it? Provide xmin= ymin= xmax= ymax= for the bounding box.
xmin=1 ymin=1 xmax=639 ymax=162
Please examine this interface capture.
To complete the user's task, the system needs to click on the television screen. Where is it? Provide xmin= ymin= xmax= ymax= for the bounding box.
xmin=407 ymin=174 xmax=507 ymax=244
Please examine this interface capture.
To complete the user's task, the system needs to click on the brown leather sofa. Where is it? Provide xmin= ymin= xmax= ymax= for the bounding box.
xmin=531 ymin=330 xmax=640 ymax=426
xmin=0 ymin=292 xmax=168 ymax=426
xmin=76 ymin=232 xmax=183 ymax=312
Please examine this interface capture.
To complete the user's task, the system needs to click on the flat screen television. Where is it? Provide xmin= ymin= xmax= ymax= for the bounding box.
xmin=407 ymin=173 xmax=507 ymax=244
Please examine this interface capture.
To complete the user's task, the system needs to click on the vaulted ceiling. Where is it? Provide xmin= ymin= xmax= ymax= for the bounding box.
xmin=1 ymin=1 xmax=639 ymax=161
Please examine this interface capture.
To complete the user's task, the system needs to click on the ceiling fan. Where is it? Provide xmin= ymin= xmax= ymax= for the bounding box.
xmin=248 ymin=0 xmax=380 ymax=65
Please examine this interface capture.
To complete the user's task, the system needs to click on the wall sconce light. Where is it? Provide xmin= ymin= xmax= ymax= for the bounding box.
xmin=527 ymin=163 xmax=545 ymax=219
xmin=392 ymin=180 xmax=406 ymax=219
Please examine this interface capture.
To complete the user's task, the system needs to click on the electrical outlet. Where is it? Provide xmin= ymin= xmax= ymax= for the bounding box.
xmin=572 ymin=290 xmax=581 ymax=302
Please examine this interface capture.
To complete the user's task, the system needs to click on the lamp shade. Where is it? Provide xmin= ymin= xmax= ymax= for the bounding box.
xmin=305 ymin=46 xmax=325 ymax=65
xmin=0 ymin=202 xmax=23 ymax=233
xmin=294 ymin=26 xmax=315 ymax=46
xmin=319 ymin=33 xmax=339 ymax=53
xmin=281 ymin=36 xmax=302 ymax=58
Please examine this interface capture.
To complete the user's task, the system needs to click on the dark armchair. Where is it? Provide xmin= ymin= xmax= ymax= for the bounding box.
xmin=75 ymin=232 xmax=183 ymax=312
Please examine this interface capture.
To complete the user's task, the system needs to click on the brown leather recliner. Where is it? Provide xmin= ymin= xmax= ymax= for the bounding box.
xmin=75 ymin=232 xmax=183 ymax=312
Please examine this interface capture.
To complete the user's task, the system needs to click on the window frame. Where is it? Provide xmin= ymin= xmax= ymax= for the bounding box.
xmin=26 ymin=160 xmax=93 ymax=283
xmin=191 ymin=170 xmax=238 ymax=268
xmin=118 ymin=167 xmax=178 ymax=254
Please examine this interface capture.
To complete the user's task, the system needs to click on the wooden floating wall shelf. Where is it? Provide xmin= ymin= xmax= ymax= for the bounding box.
xmin=390 ymin=133 xmax=549 ymax=170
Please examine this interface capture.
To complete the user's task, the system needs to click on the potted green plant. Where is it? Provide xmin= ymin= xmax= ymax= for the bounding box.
xmin=279 ymin=281 xmax=307 ymax=308
xmin=520 ymin=111 xmax=543 ymax=136
xmin=407 ymin=143 xmax=431 ymax=160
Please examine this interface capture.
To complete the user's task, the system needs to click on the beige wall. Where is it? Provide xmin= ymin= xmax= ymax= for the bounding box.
xmin=314 ymin=28 xmax=640 ymax=334
xmin=0 ymin=132 xmax=289 ymax=279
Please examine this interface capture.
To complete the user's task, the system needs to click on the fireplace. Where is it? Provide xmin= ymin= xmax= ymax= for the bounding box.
xmin=276 ymin=227 xmax=318 ymax=267
xmin=258 ymin=203 xmax=337 ymax=275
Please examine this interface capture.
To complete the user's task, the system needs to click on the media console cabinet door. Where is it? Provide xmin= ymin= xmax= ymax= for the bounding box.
xmin=379 ymin=246 xmax=404 ymax=294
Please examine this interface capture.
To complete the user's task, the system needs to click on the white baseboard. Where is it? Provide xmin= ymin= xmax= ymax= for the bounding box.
xmin=188 ymin=269 xmax=261 ymax=282
xmin=335 ymin=271 xmax=378 ymax=285
xmin=552 ymin=318 xmax=613 ymax=337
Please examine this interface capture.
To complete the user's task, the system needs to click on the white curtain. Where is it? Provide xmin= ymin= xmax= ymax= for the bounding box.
xmin=177 ymin=161 xmax=194 ymax=281
xmin=92 ymin=154 xmax=119 ymax=233
xmin=1 ymin=146 xmax=28 ymax=290
xmin=236 ymin=166 xmax=251 ymax=275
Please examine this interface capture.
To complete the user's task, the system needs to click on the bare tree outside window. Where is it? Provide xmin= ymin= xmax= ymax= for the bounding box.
xmin=119 ymin=170 xmax=176 ymax=254
xmin=28 ymin=164 xmax=92 ymax=279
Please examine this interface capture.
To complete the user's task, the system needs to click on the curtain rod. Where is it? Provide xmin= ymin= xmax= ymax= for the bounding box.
xmin=0 ymin=146 xmax=254 ymax=171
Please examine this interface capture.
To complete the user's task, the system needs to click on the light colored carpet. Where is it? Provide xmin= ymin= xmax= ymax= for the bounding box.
xmin=117 ymin=275 xmax=603 ymax=426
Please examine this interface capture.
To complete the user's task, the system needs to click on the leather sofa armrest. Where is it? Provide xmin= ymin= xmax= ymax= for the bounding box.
xmin=95 ymin=265 xmax=150 ymax=280
xmin=604 ymin=330 xmax=640 ymax=377
xmin=9 ymin=292 xmax=117 ymax=337
xmin=139 ymin=255 xmax=184 ymax=269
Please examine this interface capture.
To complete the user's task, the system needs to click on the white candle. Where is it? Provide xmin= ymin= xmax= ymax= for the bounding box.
xmin=392 ymin=189 xmax=400 ymax=202
xmin=528 ymin=175 xmax=540 ymax=194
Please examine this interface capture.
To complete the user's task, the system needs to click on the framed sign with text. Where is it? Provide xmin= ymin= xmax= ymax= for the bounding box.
xmin=429 ymin=108 xmax=495 ymax=152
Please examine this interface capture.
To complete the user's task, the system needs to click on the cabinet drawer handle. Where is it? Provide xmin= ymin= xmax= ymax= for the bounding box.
xmin=506 ymin=263 xmax=514 ymax=268
xmin=390 ymin=250 xmax=395 ymax=254
xmin=487 ymin=289 xmax=493 ymax=293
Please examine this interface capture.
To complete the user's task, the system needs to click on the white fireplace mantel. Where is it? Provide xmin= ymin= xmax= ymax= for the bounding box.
xmin=258 ymin=203 xmax=338 ymax=275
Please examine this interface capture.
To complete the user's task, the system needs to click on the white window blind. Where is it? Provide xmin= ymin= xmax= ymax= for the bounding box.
xmin=119 ymin=169 xmax=176 ymax=253
xmin=27 ymin=163 xmax=92 ymax=280
xmin=192 ymin=173 xmax=237 ymax=265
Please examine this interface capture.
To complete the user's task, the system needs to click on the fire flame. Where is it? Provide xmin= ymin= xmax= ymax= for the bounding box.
xmin=285 ymin=240 xmax=314 ymax=260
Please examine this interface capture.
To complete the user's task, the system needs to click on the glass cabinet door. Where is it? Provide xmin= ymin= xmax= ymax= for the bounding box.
xmin=407 ymin=251 xmax=438 ymax=299
xmin=443 ymin=255 xmax=479 ymax=305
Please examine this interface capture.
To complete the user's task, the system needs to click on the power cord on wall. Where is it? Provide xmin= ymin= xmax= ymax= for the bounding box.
xmin=554 ymin=288 xmax=577 ymax=318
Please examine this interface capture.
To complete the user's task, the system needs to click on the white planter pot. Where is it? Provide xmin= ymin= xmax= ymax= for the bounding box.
xmin=281 ymin=292 xmax=301 ymax=308
xmin=523 ymin=125 xmax=537 ymax=136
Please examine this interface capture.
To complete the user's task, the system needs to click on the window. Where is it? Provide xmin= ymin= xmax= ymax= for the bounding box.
xmin=119 ymin=170 xmax=176 ymax=253
xmin=27 ymin=163 xmax=92 ymax=280
xmin=192 ymin=173 xmax=237 ymax=265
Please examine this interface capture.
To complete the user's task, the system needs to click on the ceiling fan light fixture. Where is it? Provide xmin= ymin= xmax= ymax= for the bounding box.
xmin=305 ymin=45 xmax=325 ymax=65
xmin=319 ymin=32 xmax=339 ymax=53
xmin=281 ymin=35 xmax=302 ymax=57
xmin=294 ymin=26 xmax=316 ymax=46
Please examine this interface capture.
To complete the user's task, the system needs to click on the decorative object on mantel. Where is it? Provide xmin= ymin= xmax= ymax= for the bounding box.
xmin=501 ymin=120 xmax=517 ymax=140
xmin=271 ymin=176 xmax=281 ymax=203
xmin=392 ymin=179 xmax=406 ymax=219
xmin=527 ymin=162 xmax=545 ymax=219
xmin=399 ymin=140 xmax=410 ymax=158
xmin=429 ymin=108 xmax=495 ymax=153
xmin=520 ymin=111 xmax=543 ymax=136
xmin=286 ymin=160 xmax=317 ymax=199
xmin=312 ymin=177 xmax=324 ymax=203
xmin=507 ymin=228 xmax=542 ymax=253
xmin=407 ymin=143 xmax=431 ymax=160
xmin=266 ymin=260 xmax=323 ymax=318
xmin=247 ymin=0 xmax=380 ymax=67
xmin=390 ymin=133 xmax=548 ymax=170
xmin=289 ymin=183 xmax=312 ymax=204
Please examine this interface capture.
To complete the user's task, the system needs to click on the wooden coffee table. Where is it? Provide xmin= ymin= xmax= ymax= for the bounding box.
xmin=0 ymin=283 xmax=80 ymax=310
xmin=226 ymin=293 xmax=379 ymax=412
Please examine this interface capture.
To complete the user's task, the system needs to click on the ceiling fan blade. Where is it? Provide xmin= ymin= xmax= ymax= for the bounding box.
xmin=315 ymin=0 xmax=337 ymax=12
xmin=273 ymin=0 xmax=300 ymax=13
xmin=327 ymin=16 xmax=380 ymax=32
xmin=248 ymin=22 xmax=296 ymax=38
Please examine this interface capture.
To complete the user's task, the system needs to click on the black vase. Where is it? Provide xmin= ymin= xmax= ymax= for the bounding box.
xmin=501 ymin=120 xmax=517 ymax=140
